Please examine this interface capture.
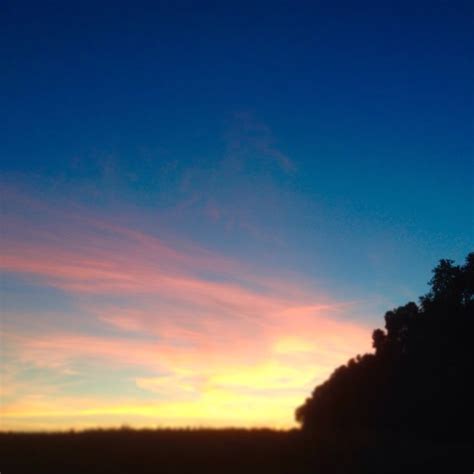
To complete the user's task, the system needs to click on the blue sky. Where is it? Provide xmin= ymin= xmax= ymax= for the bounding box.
xmin=1 ymin=1 xmax=473 ymax=429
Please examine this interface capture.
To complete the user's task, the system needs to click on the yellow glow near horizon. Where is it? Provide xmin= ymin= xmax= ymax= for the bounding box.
xmin=1 ymin=201 xmax=373 ymax=432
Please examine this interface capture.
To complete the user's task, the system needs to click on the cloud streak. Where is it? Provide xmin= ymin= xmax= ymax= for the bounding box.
xmin=1 ymin=192 xmax=372 ymax=430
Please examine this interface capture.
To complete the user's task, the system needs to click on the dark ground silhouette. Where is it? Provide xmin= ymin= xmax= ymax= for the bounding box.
xmin=0 ymin=427 xmax=471 ymax=473
xmin=1 ymin=254 xmax=472 ymax=473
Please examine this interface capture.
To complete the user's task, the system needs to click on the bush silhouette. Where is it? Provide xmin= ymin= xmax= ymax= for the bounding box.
xmin=296 ymin=253 xmax=473 ymax=442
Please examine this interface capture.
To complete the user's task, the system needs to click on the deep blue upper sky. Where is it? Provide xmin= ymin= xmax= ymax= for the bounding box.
xmin=2 ymin=0 xmax=473 ymax=313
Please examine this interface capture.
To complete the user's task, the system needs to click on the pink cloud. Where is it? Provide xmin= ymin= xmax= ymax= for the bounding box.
xmin=2 ymin=193 xmax=374 ymax=429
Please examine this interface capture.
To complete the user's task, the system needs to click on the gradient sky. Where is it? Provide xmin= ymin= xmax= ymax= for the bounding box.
xmin=1 ymin=1 xmax=473 ymax=430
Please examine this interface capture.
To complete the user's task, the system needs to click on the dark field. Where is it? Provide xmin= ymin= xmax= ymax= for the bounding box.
xmin=0 ymin=428 xmax=471 ymax=474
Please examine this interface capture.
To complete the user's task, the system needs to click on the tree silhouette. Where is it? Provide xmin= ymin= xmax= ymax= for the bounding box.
xmin=296 ymin=253 xmax=473 ymax=442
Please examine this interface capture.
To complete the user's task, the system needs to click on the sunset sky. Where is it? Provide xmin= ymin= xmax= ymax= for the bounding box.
xmin=1 ymin=1 xmax=472 ymax=430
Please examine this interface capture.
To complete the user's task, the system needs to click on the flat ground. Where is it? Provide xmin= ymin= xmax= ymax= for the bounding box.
xmin=0 ymin=428 xmax=470 ymax=474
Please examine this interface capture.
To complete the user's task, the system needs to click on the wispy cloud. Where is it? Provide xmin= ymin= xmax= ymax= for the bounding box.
xmin=227 ymin=111 xmax=296 ymax=173
xmin=159 ymin=112 xmax=296 ymax=245
xmin=1 ymin=191 xmax=372 ymax=430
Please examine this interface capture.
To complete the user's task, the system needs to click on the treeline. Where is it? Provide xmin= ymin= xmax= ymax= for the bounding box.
xmin=296 ymin=253 xmax=473 ymax=442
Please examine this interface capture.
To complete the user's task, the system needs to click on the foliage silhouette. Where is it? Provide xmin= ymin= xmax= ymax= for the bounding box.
xmin=296 ymin=252 xmax=473 ymax=443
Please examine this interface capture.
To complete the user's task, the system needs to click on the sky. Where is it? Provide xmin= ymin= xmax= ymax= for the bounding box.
xmin=1 ymin=1 xmax=473 ymax=430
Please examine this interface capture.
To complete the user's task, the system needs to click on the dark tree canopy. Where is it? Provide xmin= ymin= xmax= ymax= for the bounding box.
xmin=296 ymin=253 xmax=473 ymax=442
